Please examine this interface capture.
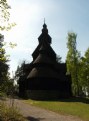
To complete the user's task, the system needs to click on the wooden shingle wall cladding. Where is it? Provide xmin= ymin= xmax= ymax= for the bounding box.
xmin=27 ymin=78 xmax=71 ymax=90
xmin=25 ymin=90 xmax=71 ymax=100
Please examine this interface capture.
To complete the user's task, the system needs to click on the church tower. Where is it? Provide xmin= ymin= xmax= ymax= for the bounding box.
xmin=25 ymin=23 xmax=72 ymax=99
xmin=18 ymin=22 xmax=72 ymax=99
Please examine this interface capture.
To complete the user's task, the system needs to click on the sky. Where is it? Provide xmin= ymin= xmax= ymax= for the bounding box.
xmin=1 ymin=0 xmax=89 ymax=77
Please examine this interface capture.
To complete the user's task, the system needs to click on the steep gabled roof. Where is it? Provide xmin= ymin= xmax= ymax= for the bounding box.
xmin=32 ymin=41 xmax=56 ymax=61
xmin=33 ymin=54 xmax=54 ymax=64
xmin=27 ymin=67 xmax=59 ymax=79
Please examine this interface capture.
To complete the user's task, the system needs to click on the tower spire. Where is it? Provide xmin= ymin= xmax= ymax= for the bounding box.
xmin=42 ymin=18 xmax=48 ymax=34
xmin=44 ymin=18 xmax=45 ymax=24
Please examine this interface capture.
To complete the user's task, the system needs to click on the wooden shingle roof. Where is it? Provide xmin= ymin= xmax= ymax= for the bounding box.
xmin=27 ymin=67 xmax=59 ymax=79
xmin=33 ymin=54 xmax=54 ymax=64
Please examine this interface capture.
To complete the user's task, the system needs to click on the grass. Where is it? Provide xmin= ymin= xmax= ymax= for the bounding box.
xmin=24 ymin=97 xmax=89 ymax=121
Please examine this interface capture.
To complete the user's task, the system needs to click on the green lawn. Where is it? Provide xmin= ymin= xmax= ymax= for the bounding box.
xmin=24 ymin=97 xmax=89 ymax=121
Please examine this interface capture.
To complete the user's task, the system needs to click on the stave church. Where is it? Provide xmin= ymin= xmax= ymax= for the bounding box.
xmin=18 ymin=22 xmax=72 ymax=99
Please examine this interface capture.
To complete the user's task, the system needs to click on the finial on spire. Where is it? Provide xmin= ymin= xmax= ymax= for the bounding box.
xmin=44 ymin=18 xmax=45 ymax=24
xmin=42 ymin=18 xmax=48 ymax=34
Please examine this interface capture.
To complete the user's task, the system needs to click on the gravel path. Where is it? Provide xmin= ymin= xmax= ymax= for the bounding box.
xmin=4 ymin=98 xmax=83 ymax=121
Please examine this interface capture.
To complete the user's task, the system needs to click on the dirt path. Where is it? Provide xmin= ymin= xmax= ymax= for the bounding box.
xmin=4 ymin=98 xmax=83 ymax=121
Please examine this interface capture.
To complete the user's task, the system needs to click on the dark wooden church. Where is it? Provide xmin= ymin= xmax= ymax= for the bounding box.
xmin=18 ymin=23 xmax=72 ymax=99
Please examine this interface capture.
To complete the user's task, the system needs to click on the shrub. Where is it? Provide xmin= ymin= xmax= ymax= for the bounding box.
xmin=0 ymin=102 xmax=27 ymax=121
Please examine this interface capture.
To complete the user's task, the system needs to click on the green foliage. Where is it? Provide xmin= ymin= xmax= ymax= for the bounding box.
xmin=79 ymin=48 xmax=89 ymax=96
xmin=9 ymin=42 xmax=17 ymax=49
xmin=0 ymin=91 xmax=7 ymax=99
xmin=66 ymin=32 xmax=89 ymax=97
xmin=0 ymin=42 xmax=8 ymax=80
xmin=0 ymin=0 xmax=16 ymax=31
xmin=0 ymin=34 xmax=11 ymax=95
xmin=66 ymin=32 xmax=81 ymax=96
xmin=0 ymin=0 xmax=16 ymax=96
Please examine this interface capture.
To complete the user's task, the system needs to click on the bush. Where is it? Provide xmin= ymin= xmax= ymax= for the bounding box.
xmin=0 ymin=92 xmax=7 ymax=100
xmin=0 ymin=102 xmax=27 ymax=121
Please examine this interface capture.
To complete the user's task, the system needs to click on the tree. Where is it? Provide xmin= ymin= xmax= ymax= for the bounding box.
xmin=0 ymin=0 xmax=17 ymax=54
xmin=15 ymin=61 xmax=30 ymax=97
xmin=56 ymin=55 xmax=62 ymax=63
xmin=0 ymin=34 xmax=15 ymax=96
xmin=79 ymin=48 xmax=89 ymax=96
xmin=15 ymin=61 xmax=26 ymax=81
xmin=66 ymin=32 xmax=81 ymax=96
xmin=0 ymin=34 xmax=10 ymax=93
xmin=0 ymin=0 xmax=17 ymax=96
xmin=0 ymin=0 xmax=16 ymax=31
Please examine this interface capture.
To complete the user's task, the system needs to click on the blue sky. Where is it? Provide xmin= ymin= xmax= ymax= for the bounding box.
xmin=1 ymin=0 xmax=89 ymax=76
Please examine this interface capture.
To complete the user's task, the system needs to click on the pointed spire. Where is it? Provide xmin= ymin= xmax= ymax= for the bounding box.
xmin=42 ymin=18 xmax=48 ymax=34
xmin=44 ymin=18 xmax=45 ymax=24
xmin=38 ymin=20 xmax=51 ymax=44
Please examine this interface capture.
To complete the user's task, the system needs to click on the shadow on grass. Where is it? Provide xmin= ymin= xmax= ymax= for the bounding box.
xmin=12 ymin=95 xmax=89 ymax=104
xmin=25 ymin=96 xmax=89 ymax=104
xmin=58 ymin=97 xmax=89 ymax=104
xmin=26 ymin=116 xmax=45 ymax=121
